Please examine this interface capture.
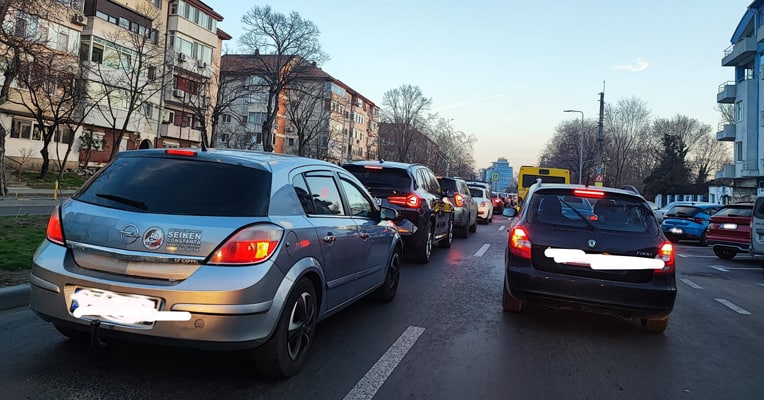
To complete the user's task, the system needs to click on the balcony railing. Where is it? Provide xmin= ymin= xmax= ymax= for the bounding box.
xmin=716 ymin=123 xmax=735 ymax=141
xmin=160 ymin=123 xmax=201 ymax=142
xmin=716 ymin=81 xmax=736 ymax=104
xmin=722 ymin=36 xmax=756 ymax=66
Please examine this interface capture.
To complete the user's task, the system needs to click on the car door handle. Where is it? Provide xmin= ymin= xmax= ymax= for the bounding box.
xmin=323 ymin=234 xmax=336 ymax=243
xmin=360 ymin=232 xmax=370 ymax=240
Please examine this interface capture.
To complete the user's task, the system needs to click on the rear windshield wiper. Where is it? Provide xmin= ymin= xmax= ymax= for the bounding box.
xmin=559 ymin=198 xmax=596 ymax=229
xmin=96 ymin=193 xmax=148 ymax=211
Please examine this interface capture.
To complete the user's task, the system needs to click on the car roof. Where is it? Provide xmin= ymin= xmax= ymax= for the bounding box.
xmin=118 ymin=148 xmax=336 ymax=172
xmin=343 ymin=159 xmax=423 ymax=170
xmin=529 ymin=183 xmax=645 ymax=199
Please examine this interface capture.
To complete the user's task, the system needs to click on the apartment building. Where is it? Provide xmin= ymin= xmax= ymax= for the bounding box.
xmin=218 ymin=54 xmax=380 ymax=163
xmin=717 ymin=0 xmax=764 ymax=198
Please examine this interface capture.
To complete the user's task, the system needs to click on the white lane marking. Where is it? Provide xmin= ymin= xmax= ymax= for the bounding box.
xmin=680 ymin=278 xmax=703 ymax=289
xmin=475 ymin=244 xmax=490 ymax=257
xmin=724 ymin=267 xmax=762 ymax=270
xmin=709 ymin=265 xmax=729 ymax=272
xmin=498 ymin=225 xmax=506 ymax=231
xmin=677 ymin=255 xmax=719 ymax=258
xmin=757 ymin=283 xmax=764 ymax=288
xmin=715 ymin=299 xmax=751 ymax=315
xmin=343 ymin=326 xmax=425 ymax=400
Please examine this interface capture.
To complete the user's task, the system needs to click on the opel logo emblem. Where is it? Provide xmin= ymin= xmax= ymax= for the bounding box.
xmin=587 ymin=239 xmax=597 ymax=249
xmin=118 ymin=224 xmax=141 ymax=244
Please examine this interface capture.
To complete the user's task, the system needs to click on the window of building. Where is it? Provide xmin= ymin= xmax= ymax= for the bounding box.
xmin=58 ymin=30 xmax=70 ymax=52
xmin=221 ymin=114 xmax=231 ymax=123
xmin=144 ymin=103 xmax=153 ymax=118
xmin=10 ymin=120 xmax=32 ymax=139
xmin=288 ymin=138 xmax=294 ymax=146
xmin=735 ymin=100 xmax=744 ymax=122
xmin=736 ymin=141 xmax=742 ymax=161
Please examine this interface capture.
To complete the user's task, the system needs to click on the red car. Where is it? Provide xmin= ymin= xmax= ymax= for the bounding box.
xmin=491 ymin=192 xmax=505 ymax=214
xmin=706 ymin=203 xmax=754 ymax=260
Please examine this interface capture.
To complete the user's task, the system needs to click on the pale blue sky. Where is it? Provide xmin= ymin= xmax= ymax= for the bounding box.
xmin=205 ymin=0 xmax=751 ymax=170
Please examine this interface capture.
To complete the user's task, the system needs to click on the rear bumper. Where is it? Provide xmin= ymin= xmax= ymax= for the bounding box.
xmin=707 ymin=239 xmax=749 ymax=252
xmin=505 ymin=263 xmax=676 ymax=319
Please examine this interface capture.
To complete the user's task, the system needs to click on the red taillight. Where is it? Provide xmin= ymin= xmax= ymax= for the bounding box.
xmin=208 ymin=224 xmax=284 ymax=265
xmin=480 ymin=201 xmax=487 ymax=207
xmin=573 ymin=189 xmax=605 ymax=198
xmin=165 ymin=149 xmax=197 ymax=157
xmin=388 ymin=194 xmax=421 ymax=208
xmin=363 ymin=165 xmax=383 ymax=170
xmin=46 ymin=205 xmax=64 ymax=245
xmin=691 ymin=217 xmax=706 ymax=224
xmin=655 ymin=241 xmax=675 ymax=274
xmin=454 ymin=193 xmax=465 ymax=207
xmin=509 ymin=226 xmax=532 ymax=259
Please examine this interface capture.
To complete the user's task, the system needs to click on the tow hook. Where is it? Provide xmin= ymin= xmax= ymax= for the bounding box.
xmin=89 ymin=319 xmax=108 ymax=349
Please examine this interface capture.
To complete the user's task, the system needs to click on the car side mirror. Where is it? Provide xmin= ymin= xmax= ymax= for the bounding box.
xmin=503 ymin=208 xmax=517 ymax=218
xmin=380 ymin=206 xmax=398 ymax=221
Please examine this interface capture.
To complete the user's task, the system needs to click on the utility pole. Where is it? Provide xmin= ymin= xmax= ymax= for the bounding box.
xmin=596 ymin=85 xmax=605 ymax=187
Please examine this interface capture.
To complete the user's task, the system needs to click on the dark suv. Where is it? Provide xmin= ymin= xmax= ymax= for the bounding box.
xmin=437 ymin=176 xmax=478 ymax=238
xmin=343 ymin=160 xmax=453 ymax=263
xmin=502 ymin=183 xmax=677 ymax=333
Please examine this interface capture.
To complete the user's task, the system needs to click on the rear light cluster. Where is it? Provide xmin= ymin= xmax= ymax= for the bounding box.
xmin=388 ymin=194 xmax=421 ymax=208
xmin=209 ymin=224 xmax=284 ymax=265
xmin=654 ymin=241 xmax=675 ymax=274
xmin=453 ymin=193 xmax=465 ymax=207
xmin=509 ymin=226 xmax=532 ymax=259
xmin=46 ymin=205 xmax=65 ymax=245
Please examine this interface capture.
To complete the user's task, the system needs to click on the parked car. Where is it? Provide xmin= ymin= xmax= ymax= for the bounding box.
xmin=654 ymin=201 xmax=713 ymax=223
xmin=342 ymin=160 xmax=453 ymax=263
xmin=438 ymin=176 xmax=478 ymax=238
xmin=707 ymin=203 xmax=754 ymax=260
xmin=661 ymin=203 xmax=722 ymax=246
xmin=502 ymin=183 xmax=676 ymax=333
xmin=29 ymin=148 xmax=404 ymax=378
xmin=750 ymin=196 xmax=764 ymax=265
xmin=470 ymin=186 xmax=493 ymax=223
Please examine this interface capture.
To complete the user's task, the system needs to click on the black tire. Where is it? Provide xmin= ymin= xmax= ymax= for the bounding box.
xmin=699 ymin=230 xmax=708 ymax=247
xmin=438 ymin=217 xmax=453 ymax=248
xmin=456 ymin=221 xmax=469 ymax=238
xmin=713 ymin=247 xmax=737 ymax=260
xmin=488 ymin=214 xmax=493 ymax=223
xmin=254 ymin=278 xmax=317 ymax=378
xmin=641 ymin=317 xmax=669 ymax=333
xmin=375 ymin=248 xmax=401 ymax=302
xmin=502 ymin=281 xmax=522 ymax=313
xmin=469 ymin=217 xmax=477 ymax=233
xmin=415 ymin=221 xmax=434 ymax=264
xmin=53 ymin=322 xmax=88 ymax=341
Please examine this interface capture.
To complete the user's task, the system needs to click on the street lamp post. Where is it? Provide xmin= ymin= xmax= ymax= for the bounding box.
xmin=563 ymin=109 xmax=584 ymax=184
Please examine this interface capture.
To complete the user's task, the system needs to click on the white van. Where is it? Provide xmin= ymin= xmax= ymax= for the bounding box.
xmin=749 ymin=196 xmax=764 ymax=258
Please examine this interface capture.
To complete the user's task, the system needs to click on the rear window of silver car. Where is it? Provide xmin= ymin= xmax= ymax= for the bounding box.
xmin=74 ymin=156 xmax=271 ymax=216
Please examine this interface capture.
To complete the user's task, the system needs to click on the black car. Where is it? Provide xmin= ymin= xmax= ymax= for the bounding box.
xmin=502 ymin=183 xmax=677 ymax=333
xmin=343 ymin=160 xmax=453 ymax=263
xmin=437 ymin=176 xmax=478 ymax=238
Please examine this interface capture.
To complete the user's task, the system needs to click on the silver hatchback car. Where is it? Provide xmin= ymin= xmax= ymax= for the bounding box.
xmin=30 ymin=148 xmax=402 ymax=377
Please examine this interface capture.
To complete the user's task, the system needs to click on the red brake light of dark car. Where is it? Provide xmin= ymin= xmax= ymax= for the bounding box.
xmin=654 ymin=241 xmax=675 ymax=274
xmin=165 ymin=149 xmax=197 ymax=157
xmin=388 ymin=194 xmax=421 ymax=208
xmin=46 ymin=205 xmax=65 ymax=245
xmin=208 ymin=224 xmax=284 ymax=265
xmin=509 ymin=226 xmax=532 ymax=259
xmin=573 ymin=189 xmax=605 ymax=198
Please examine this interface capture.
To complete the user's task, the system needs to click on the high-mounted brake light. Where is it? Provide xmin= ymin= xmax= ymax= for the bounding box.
xmin=654 ymin=241 xmax=675 ymax=274
xmin=509 ymin=226 xmax=532 ymax=259
xmin=46 ymin=205 xmax=65 ymax=245
xmin=165 ymin=149 xmax=197 ymax=157
xmin=573 ymin=189 xmax=605 ymax=198
xmin=208 ymin=224 xmax=284 ymax=265
xmin=388 ymin=194 xmax=421 ymax=208
xmin=363 ymin=165 xmax=383 ymax=170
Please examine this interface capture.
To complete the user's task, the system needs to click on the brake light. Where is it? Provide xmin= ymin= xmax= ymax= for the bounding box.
xmin=454 ymin=193 xmax=465 ymax=207
xmin=388 ymin=194 xmax=421 ymax=208
xmin=509 ymin=226 xmax=532 ymax=259
xmin=46 ymin=205 xmax=64 ymax=245
xmin=208 ymin=224 xmax=283 ymax=265
xmin=480 ymin=201 xmax=487 ymax=207
xmin=654 ymin=241 xmax=675 ymax=274
xmin=691 ymin=217 xmax=706 ymax=224
xmin=363 ymin=165 xmax=383 ymax=170
xmin=165 ymin=149 xmax=197 ymax=157
xmin=573 ymin=189 xmax=605 ymax=198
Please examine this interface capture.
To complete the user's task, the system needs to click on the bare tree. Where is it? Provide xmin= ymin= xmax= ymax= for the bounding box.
xmin=239 ymin=5 xmax=329 ymax=152
xmin=284 ymin=79 xmax=329 ymax=157
xmin=716 ymin=103 xmax=734 ymax=125
xmin=429 ymin=117 xmax=476 ymax=177
xmin=603 ymin=97 xmax=652 ymax=188
xmin=691 ymin=133 xmax=732 ymax=184
xmin=380 ymin=84 xmax=433 ymax=162
xmin=539 ymin=119 xmax=598 ymax=183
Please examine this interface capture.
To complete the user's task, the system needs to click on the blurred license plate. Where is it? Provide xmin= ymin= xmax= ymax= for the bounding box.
xmin=669 ymin=228 xmax=683 ymax=234
xmin=70 ymin=287 xmax=161 ymax=326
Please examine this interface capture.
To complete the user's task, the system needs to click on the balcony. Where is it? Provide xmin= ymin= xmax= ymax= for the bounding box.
xmin=160 ymin=123 xmax=202 ymax=142
xmin=715 ymin=164 xmax=735 ymax=179
xmin=722 ymin=36 xmax=756 ymax=66
xmin=716 ymin=123 xmax=736 ymax=141
xmin=716 ymin=81 xmax=736 ymax=103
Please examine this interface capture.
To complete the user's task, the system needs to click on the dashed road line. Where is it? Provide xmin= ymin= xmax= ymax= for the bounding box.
xmin=724 ymin=267 xmax=762 ymax=270
xmin=757 ymin=283 xmax=764 ymax=288
xmin=709 ymin=265 xmax=729 ymax=272
xmin=498 ymin=225 xmax=506 ymax=231
xmin=715 ymin=299 xmax=751 ymax=315
xmin=680 ymin=278 xmax=703 ymax=289
xmin=343 ymin=326 xmax=425 ymax=400
xmin=677 ymin=254 xmax=718 ymax=258
xmin=475 ymin=244 xmax=490 ymax=257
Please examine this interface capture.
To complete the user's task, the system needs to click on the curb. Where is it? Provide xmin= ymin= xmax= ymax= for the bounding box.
xmin=0 ymin=283 xmax=30 ymax=311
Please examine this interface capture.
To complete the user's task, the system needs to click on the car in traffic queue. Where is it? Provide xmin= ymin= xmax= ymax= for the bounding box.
xmin=660 ymin=203 xmax=722 ymax=246
xmin=502 ymin=182 xmax=677 ymax=333
xmin=437 ymin=176 xmax=479 ymax=237
xmin=342 ymin=160 xmax=454 ymax=263
xmin=653 ymin=200 xmax=713 ymax=223
xmin=469 ymin=186 xmax=493 ymax=223
xmin=29 ymin=148 xmax=404 ymax=378
xmin=491 ymin=192 xmax=505 ymax=215
xmin=706 ymin=203 xmax=754 ymax=260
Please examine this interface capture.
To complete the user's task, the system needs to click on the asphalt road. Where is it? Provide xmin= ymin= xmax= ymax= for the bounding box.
xmin=2 ymin=217 xmax=763 ymax=400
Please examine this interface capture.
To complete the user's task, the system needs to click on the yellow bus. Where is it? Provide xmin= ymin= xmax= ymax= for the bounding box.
xmin=517 ymin=166 xmax=571 ymax=206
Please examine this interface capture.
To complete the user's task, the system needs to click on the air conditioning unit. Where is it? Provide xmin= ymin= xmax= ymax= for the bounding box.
xmin=177 ymin=52 xmax=187 ymax=62
xmin=173 ymin=89 xmax=185 ymax=98
xmin=197 ymin=60 xmax=207 ymax=69
xmin=71 ymin=14 xmax=86 ymax=26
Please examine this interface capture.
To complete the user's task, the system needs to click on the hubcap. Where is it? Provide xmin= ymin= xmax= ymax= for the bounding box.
xmin=388 ymin=253 xmax=400 ymax=290
xmin=287 ymin=291 xmax=316 ymax=361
